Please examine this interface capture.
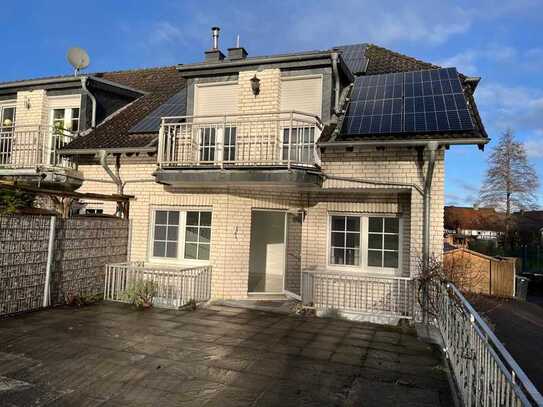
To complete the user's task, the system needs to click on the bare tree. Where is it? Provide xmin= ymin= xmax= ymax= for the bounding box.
xmin=479 ymin=130 xmax=539 ymax=214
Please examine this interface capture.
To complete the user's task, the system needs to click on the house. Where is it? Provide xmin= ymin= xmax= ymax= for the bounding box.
xmin=1 ymin=28 xmax=488 ymax=312
xmin=0 ymin=69 xmax=146 ymax=190
xmin=444 ymin=205 xmax=504 ymax=243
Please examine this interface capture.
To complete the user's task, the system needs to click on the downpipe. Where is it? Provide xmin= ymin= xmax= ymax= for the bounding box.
xmin=331 ymin=52 xmax=340 ymax=114
xmin=422 ymin=141 xmax=438 ymax=323
xmin=98 ymin=150 xmax=125 ymax=216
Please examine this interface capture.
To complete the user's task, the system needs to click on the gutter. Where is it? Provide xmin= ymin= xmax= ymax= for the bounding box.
xmin=61 ymin=146 xmax=157 ymax=155
xmin=318 ymin=138 xmax=489 ymax=148
xmin=81 ymin=77 xmax=97 ymax=128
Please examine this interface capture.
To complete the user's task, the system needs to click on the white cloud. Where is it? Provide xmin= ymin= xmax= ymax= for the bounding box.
xmin=437 ymin=45 xmax=518 ymax=75
xmin=525 ymin=136 xmax=543 ymax=158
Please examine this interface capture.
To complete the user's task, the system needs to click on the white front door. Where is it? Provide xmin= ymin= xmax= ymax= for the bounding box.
xmin=248 ymin=211 xmax=286 ymax=294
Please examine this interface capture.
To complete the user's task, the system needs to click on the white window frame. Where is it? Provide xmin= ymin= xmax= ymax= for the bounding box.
xmin=148 ymin=206 xmax=212 ymax=266
xmin=0 ymin=102 xmax=17 ymax=127
xmin=327 ymin=212 xmax=403 ymax=276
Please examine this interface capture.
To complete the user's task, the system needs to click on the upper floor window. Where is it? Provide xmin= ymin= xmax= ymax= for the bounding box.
xmin=52 ymin=108 xmax=79 ymax=132
xmin=1 ymin=106 xmax=16 ymax=128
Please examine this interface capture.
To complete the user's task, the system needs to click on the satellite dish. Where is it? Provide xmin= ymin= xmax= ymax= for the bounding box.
xmin=67 ymin=47 xmax=90 ymax=76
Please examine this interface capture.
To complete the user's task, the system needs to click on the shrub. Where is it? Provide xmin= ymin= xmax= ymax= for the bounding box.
xmin=123 ymin=280 xmax=158 ymax=310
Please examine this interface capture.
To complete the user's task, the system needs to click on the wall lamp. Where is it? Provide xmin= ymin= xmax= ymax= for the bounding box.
xmin=250 ymin=75 xmax=260 ymax=96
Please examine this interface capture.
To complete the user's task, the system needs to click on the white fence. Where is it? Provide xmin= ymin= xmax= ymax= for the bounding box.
xmin=158 ymin=111 xmax=322 ymax=169
xmin=301 ymin=269 xmax=415 ymax=320
xmin=104 ymin=262 xmax=212 ymax=309
xmin=434 ymin=282 xmax=543 ymax=406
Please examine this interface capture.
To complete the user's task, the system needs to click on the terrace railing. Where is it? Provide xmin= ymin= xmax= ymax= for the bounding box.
xmin=301 ymin=269 xmax=415 ymax=320
xmin=104 ymin=262 xmax=212 ymax=309
xmin=158 ymin=111 xmax=323 ymax=169
xmin=434 ymin=282 xmax=543 ymax=406
xmin=0 ymin=125 xmax=76 ymax=169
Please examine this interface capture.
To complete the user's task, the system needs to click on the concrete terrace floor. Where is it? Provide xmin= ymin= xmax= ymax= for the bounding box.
xmin=0 ymin=303 xmax=453 ymax=406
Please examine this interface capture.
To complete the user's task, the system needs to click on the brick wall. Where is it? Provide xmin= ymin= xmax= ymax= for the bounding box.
xmin=77 ymin=142 xmax=445 ymax=299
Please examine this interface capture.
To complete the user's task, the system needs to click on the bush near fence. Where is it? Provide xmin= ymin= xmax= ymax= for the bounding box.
xmin=0 ymin=214 xmax=128 ymax=317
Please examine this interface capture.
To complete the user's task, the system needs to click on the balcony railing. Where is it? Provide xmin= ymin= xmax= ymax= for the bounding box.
xmin=301 ymin=269 xmax=415 ymax=320
xmin=0 ymin=125 xmax=76 ymax=169
xmin=433 ymin=282 xmax=543 ymax=406
xmin=104 ymin=262 xmax=212 ymax=309
xmin=158 ymin=111 xmax=323 ymax=169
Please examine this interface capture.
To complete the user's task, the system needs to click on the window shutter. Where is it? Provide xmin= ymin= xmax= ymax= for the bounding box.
xmin=194 ymin=82 xmax=239 ymax=116
xmin=280 ymin=76 xmax=322 ymax=116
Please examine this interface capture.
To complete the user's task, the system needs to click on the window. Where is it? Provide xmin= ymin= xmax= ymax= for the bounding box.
xmin=330 ymin=215 xmax=360 ymax=266
xmin=52 ymin=108 xmax=79 ymax=132
xmin=199 ymin=127 xmax=216 ymax=162
xmin=328 ymin=214 xmax=401 ymax=272
xmin=0 ymin=106 xmax=15 ymax=164
xmin=151 ymin=209 xmax=212 ymax=262
xmin=367 ymin=217 xmax=400 ymax=269
xmin=184 ymin=211 xmax=212 ymax=260
xmin=153 ymin=211 xmax=180 ymax=258
xmin=282 ymin=127 xmax=315 ymax=164
xmin=223 ymin=127 xmax=236 ymax=162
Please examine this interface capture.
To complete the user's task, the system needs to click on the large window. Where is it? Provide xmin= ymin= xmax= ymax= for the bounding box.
xmin=329 ymin=214 xmax=401 ymax=272
xmin=0 ymin=106 xmax=15 ymax=165
xmin=151 ymin=209 xmax=212 ymax=262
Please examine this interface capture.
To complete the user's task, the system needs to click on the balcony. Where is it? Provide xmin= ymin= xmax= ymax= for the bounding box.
xmin=155 ymin=111 xmax=324 ymax=189
xmin=0 ymin=125 xmax=81 ymax=189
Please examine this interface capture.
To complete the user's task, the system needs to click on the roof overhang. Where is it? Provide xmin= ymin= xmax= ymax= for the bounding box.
xmin=176 ymin=51 xmax=352 ymax=78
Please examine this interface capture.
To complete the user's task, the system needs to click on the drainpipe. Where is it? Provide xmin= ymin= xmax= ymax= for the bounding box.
xmin=98 ymin=150 xmax=123 ymax=195
xmin=81 ymin=77 xmax=97 ymax=128
xmin=422 ymin=141 xmax=439 ymax=267
xmin=331 ymin=52 xmax=340 ymax=114
xmin=43 ymin=216 xmax=56 ymax=307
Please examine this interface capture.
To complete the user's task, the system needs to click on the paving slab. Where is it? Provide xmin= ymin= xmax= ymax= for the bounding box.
xmin=0 ymin=303 xmax=453 ymax=406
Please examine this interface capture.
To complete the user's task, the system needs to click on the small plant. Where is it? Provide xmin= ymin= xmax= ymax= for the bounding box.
xmin=64 ymin=291 xmax=101 ymax=307
xmin=123 ymin=279 xmax=158 ymax=310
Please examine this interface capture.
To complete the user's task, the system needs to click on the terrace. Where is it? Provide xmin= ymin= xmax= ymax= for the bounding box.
xmin=0 ymin=302 xmax=452 ymax=406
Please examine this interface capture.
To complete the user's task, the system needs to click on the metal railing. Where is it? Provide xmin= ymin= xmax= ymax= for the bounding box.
xmin=301 ymin=269 xmax=415 ymax=320
xmin=0 ymin=125 xmax=76 ymax=169
xmin=434 ymin=282 xmax=543 ymax=406
xmin=104 ymin=262 xmax=212 ymax=309
xmin=158 ymin=110 xmax=323 ymax=169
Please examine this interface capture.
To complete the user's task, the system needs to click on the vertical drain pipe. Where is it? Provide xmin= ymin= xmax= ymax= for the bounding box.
xmin=422 ymin=141 xmax=438 ymax=324
xmin=43 ymin=216 xmax=56 ymax=307
xmin=81 ymin=77 xmax=97 ymax=128
xmin=423 ymin=141 xmax=438 ymax=267
xmin=331 ymin=52 xmax=340 ymax=114
xmin=98 ymin=150 xmax=124 ymax=216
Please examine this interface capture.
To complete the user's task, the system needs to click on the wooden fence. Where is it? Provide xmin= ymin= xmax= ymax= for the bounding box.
xmin=443 ymin=247 xmax=516 ymax=298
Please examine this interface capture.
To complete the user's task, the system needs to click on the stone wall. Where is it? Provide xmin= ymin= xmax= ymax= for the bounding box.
xmin=0 ymin=214 xmax=128 ymax=317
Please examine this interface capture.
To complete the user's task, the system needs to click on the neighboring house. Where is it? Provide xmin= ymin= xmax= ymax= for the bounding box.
xmin=0 ymin=72 xmax=145 ymax=190
xmin=1 ymin=29 xmax=488 ymax=303
xmin=445 ymin=205 xmax=504 ymax=242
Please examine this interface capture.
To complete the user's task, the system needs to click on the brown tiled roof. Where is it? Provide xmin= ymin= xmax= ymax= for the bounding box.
xmin=65 ymin=66 xmax=185 ymax=150
xmin=445 ymin=206 xmax=505 ymax=232
xmin=363 ymin=44 xmax=439 ymax=75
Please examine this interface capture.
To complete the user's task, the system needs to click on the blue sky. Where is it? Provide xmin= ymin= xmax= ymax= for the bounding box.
xmin=2 ymin=0 xmax=542 ymax=207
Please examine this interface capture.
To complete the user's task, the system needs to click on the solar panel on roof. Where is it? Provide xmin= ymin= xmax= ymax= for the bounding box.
xmin=129 ymin=88 xmax=187 ymax=133
xmin=341 ymin=67 xmax=474 ymax=136
xmin=334 ymin=44 xmax=368 ymax=75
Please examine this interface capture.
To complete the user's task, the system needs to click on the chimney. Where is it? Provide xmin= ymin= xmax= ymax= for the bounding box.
xmin=205 ymin=26 xmax=225 ymax=63
xmin=227 ymin=34 xmax=248 ymax=60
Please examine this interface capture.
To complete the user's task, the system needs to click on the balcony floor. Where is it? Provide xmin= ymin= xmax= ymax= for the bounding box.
xmin=155 ymin=166 xmax=323 ymax=189
xmin=0 ymin=302 xmax=453 ymax=406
